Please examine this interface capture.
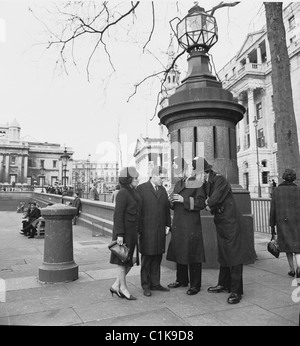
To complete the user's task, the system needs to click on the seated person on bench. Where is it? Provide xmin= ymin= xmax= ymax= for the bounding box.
xmin=20 ymin=202 xmax=41 ymax=238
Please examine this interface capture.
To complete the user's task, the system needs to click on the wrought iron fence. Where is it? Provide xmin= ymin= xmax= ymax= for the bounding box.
xmin=251 ymin=197 xmax=272 ymax=234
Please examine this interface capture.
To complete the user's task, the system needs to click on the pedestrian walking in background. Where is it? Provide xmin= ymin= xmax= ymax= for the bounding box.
xmin=89 ymin=182 xmax=99 ymax=201
xmin=109 ymin=166 xmax=141 ymax=300
xmin=166 ymin=157 xmax=206 ymax=296
xmin=202 ymin=157 xmax=256 ymax=304
xmin=72 ymin=191 xmax=82 ymax=225
xmin=111 ymin=184 xmax=120 ymax=204
xmin=136 ymin=166 xmax=171 ymax=297
xmin=270 ymin=168 xmax=300 ymax=283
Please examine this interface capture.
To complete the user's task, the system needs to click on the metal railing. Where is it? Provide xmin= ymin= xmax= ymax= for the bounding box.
xmin=251 ymin=197 xmax=272 ymax=234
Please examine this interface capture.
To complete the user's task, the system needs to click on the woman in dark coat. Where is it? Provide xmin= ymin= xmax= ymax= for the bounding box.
xmin=202 ymin=157 xmax=256 ymax=304
xmin=109 ymin=166 xmax=141 ymax=300
xmin=167 ymin=157 xmax=206 ymax=295
xmin=270 ymin=168 xmax=300 ymax=280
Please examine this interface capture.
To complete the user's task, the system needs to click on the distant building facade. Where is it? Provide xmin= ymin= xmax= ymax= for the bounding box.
xmin=218 ymin=2 xmax=300 ymax=197
xmin=72 ymin=159 xmax=119 ymax=193
xmin=0 ymin=119 xmax=73 ymax=189
xmin=133 ymin=136 xmax=170 ymax=186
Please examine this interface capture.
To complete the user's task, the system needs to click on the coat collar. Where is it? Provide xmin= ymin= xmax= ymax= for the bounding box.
xmin=147 ymin=180 xmax=160 ymax=199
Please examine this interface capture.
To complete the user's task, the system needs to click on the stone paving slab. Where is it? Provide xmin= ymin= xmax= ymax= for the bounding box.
xmin=83 ymin=308 xmax=189 ymax=326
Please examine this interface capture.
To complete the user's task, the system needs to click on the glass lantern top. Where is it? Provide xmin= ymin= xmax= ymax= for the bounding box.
xmin=60 ymin=148 xmax=70 ymax=165
xmin=171 ymin=4 xmax=218 ymax=53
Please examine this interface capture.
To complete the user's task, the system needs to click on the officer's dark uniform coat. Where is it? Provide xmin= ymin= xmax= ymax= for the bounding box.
xmin=205 ymin=171 xmax=256 ymax=266
xmin=166 ymin=177 xmax=206 ymax=264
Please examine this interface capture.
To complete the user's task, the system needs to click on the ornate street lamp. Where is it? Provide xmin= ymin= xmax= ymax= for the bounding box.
xmin=40 ymin=166 xmax=45 ymax=193
xmin=253 ymin=116 xmax=262 ymax=197
xmin=158 ymin=3 xmax=252 ymax=269
xmin=60 ymin=148 xmax=70 ymax=191
xmin=170 ymin=3 xmax=218 ymax=54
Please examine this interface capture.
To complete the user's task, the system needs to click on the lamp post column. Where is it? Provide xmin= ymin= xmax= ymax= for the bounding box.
xmin=253 ymin=116 xmax=261 ymax=197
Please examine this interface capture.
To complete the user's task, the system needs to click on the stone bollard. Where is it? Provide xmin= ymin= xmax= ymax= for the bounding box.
xmin=38 ymin=203 xmax=78 ymax=283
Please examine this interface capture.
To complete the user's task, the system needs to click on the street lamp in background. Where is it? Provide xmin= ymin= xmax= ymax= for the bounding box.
xmin=60 ymin=148 xmax=70 ymax=192
xmin=86 ymin=153 xmax=91 ymax=194
xmin=40 ymin=166 xmax=45 ymax=193
xmin=253 ymin=116 xmax=262 ymax=197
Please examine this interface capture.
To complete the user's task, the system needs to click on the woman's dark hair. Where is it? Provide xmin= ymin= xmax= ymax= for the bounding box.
xmin=282 ymin=168 xmax=296 ymax=182
xmin=119 ymin=166 xmax=139 ymax=187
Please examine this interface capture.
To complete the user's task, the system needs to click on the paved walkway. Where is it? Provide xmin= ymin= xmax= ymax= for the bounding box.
xmin=0 ymin=211 xmax=299 ymax=326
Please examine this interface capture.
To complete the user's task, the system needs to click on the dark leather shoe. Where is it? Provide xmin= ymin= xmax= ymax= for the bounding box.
xmin=186 ymin=287 xmax=200 ymax=295
xmin=288 ymin=271 xmax=295 ymax=277
xmin=168 ymin=281 xmax=188 ymax=288
xmin=207 ymin=285 xmax=229 ymax=293
xmin=151 ymin=285 xmax=170 ymax=292
xmin=143 ymin=289 xmax=151 ymax=297
xmin=227 ymin=292 xmax=242 ymax=304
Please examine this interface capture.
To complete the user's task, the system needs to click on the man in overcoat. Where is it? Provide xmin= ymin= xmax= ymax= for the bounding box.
xmin=200 ymin=157 xmax=256 ymax=304
xmin=166 ymin=157 xmax=207 ymax=296
xmin=137 ymin=166 xmax=171 ymax=297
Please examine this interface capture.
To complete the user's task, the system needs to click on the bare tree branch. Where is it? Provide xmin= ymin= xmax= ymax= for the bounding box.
xmin=142 ymin=2 xmax=155 ymax=53
xmin=207 ymin=1 xmax=240 ymax=16
xmin=33 ymin=2 xmax=141 ymax=78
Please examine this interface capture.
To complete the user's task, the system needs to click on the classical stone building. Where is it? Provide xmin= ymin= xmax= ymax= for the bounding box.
xmin=133 ymin=135 xmax=171 ymax=186
xmin=0 ymin=119 xmax=73 ymax=189
xmin=218 ymin=2 xmax=300 ymax=197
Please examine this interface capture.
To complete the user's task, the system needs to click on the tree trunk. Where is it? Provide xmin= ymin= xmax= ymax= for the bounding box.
xmin=265 ymin=2 xmax=300 ymax=183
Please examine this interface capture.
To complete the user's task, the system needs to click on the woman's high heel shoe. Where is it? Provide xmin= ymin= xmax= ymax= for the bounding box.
xmin=109 ymin=287 xmax=123 ymax=298
xmin=119 ymin=289 xmax=137 ymax=300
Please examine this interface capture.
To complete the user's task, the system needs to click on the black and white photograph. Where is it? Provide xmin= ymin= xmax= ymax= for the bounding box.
xmin=0 ymin=0 xmax=300 ymax=329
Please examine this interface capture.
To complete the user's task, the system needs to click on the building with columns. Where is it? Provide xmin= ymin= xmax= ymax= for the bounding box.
xmin=0 ymin=119 xmax=73 ymax=189
xmin=218 ymin=2 xmax=300 ymax=197
xmin=133 ymin=135 xmax=170 ymax=185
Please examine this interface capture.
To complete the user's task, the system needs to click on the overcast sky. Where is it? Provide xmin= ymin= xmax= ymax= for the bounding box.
xmin=0 ymin=0 xmax=268 ymax=163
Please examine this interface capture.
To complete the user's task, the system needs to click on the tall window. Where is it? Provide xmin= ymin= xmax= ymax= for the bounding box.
xmin=257 ymin=128 xmax=265 ymax=147
xmin=10 ymin=156 xmax=16 ymax=165
xmin=53 ymin=160 xmax=57 ymax=168
xmin=41 ymin=159 xmax=45 ymax=168
xmin=256 ymin=102 xmax=262 ymax=119
xmin=271 ymin=95 xmax=274 ymax=111
xmin=262 ymin=172 xmax=269 ymax=184
xmin=289 ymin=15 xmax=295 ymax=30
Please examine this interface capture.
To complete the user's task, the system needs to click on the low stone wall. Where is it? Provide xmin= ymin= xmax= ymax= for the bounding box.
xmin=0 ymin=191 xmax=115 ymax=237
xmin=32 ymin=192 xmax=115 ymax=238
xmin=0 ymin=191 xmax=33 ymax=211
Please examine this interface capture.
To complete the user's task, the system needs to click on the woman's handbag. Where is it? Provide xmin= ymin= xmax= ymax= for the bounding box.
xmin=267 ymin=239 xmax=280 ymax=258
xmin=108 ymin=240 xmax=130 ymax=263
